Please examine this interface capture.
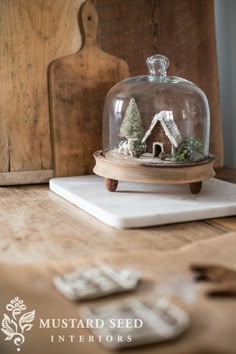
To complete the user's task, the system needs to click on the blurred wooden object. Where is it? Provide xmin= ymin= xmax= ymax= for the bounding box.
xmin=0 ymin=0 xmax=84 ymax=185
xmin=96 ymin=0 xmax=223 ymax=168
xmin=49 ymin=0 xmax=129 ymax=177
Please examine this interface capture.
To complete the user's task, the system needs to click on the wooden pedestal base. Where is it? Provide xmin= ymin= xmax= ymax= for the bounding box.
xmin=94 ymin=151 xmax=215 ymax=194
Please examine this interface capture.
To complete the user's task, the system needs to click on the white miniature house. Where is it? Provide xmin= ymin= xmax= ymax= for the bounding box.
xmin=142 ymin=111 xmax=183 ymax=156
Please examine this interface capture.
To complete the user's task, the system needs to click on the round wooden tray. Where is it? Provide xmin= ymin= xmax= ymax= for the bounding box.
xmin=93 ymin=150 xmax=215 ymax=194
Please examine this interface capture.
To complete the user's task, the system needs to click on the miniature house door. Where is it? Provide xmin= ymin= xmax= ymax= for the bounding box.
xmin=153 ymin=143 xmax=164 ymax=156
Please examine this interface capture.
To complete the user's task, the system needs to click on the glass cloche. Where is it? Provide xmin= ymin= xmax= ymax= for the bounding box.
xmin=94 ymin=54 xmax=215 ymax=194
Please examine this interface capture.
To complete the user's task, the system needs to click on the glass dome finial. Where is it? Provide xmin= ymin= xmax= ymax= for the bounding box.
xmin=146 ymin=54 xmax=169 ymax=77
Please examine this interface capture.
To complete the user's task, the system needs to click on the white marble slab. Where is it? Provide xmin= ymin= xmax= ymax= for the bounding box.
xmin=49 ymin=176 xmax=236 ymax=229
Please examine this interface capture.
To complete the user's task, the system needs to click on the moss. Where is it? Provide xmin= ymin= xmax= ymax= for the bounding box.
xmin=133 ymin=141 xmax=146 ymax=157
xmin=174 ymin=137 xmax=204 ymax=162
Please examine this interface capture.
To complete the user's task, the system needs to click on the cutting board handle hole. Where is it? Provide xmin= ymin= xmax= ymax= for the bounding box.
xmin=87 ymin=16 xmax=92 ymax=21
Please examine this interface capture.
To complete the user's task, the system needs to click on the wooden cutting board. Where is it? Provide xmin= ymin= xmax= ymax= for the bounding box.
xmin=49 ymin=0 xmax=129 ymax=177
xmin=0 ymin=0 xmax=84 ymax=185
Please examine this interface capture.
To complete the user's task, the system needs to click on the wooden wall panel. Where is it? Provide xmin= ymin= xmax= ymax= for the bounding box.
xmin=95 ymin=0 xmax=223 ymax=167
xmin=0 ymin=0 xmax=84 ymax=184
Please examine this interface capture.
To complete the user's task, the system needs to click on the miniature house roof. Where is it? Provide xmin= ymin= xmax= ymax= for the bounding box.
xmin=142 ymin=111 xmax=183 ymax=148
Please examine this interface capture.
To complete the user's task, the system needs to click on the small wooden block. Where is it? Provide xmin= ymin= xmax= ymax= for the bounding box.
xmin=81 ymin=298 xmax=190 ymax=349
xmin=53 ymin=264 xmax=140 ymax=301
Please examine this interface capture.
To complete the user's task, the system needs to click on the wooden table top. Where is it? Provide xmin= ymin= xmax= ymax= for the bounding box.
xmin=0 ymin=168 xmax=236 ymax=263
xmin=1 ymin=168 xmax=236 ymax=354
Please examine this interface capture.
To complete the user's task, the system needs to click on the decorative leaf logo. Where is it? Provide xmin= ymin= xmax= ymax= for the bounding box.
xmin=1 ymin=314 xmax=17 ymax=340
xmin=19 ymin=310 xmax=35 ymax=333
xmin=1 ymin=297 xmax=35 ymax=352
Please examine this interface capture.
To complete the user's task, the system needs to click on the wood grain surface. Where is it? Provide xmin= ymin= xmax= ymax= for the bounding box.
xmin=49 ymin=0 xmax=129 ymax=177
xmin=95 ymin=0 xmax=223 ymax=168
xmin=0 ymin=0 xmax=84 ymax=184
xmin=0 ymin=168 xmax=234 ymax=263
xmin=0 ymin=183 xmax=224 ymax=263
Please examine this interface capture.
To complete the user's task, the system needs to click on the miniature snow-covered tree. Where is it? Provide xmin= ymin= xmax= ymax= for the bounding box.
xmin=119 ymin=98 xmax=144 ymax=140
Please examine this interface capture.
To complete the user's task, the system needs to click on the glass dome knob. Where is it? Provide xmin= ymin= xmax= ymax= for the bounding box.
xmin=146 ymin=54 xmax=169 ymax=77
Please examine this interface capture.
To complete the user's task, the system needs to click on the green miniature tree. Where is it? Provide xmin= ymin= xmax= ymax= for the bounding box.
xmin=174 ymin=137 xmax=204 ymax=162
xmin=119 ymin=98 xmax=144 ymax=140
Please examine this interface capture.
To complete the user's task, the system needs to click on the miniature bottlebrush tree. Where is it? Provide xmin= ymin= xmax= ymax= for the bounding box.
xmin=119 ymin=98 xmax=144 ymax=140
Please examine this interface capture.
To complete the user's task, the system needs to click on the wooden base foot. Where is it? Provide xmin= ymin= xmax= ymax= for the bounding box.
xmin=105 ymin=178 xmax=118 ymax=192
xmin=189 ymin=181 xmax=202 ymax=194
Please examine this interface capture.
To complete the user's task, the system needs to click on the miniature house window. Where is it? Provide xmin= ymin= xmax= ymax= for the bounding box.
xmin=94 ymin=54 xmax=215 ymax=194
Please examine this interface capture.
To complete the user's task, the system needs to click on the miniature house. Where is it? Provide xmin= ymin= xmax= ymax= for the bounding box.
xmin=142 ymin=111 xmax=183 ymax=156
